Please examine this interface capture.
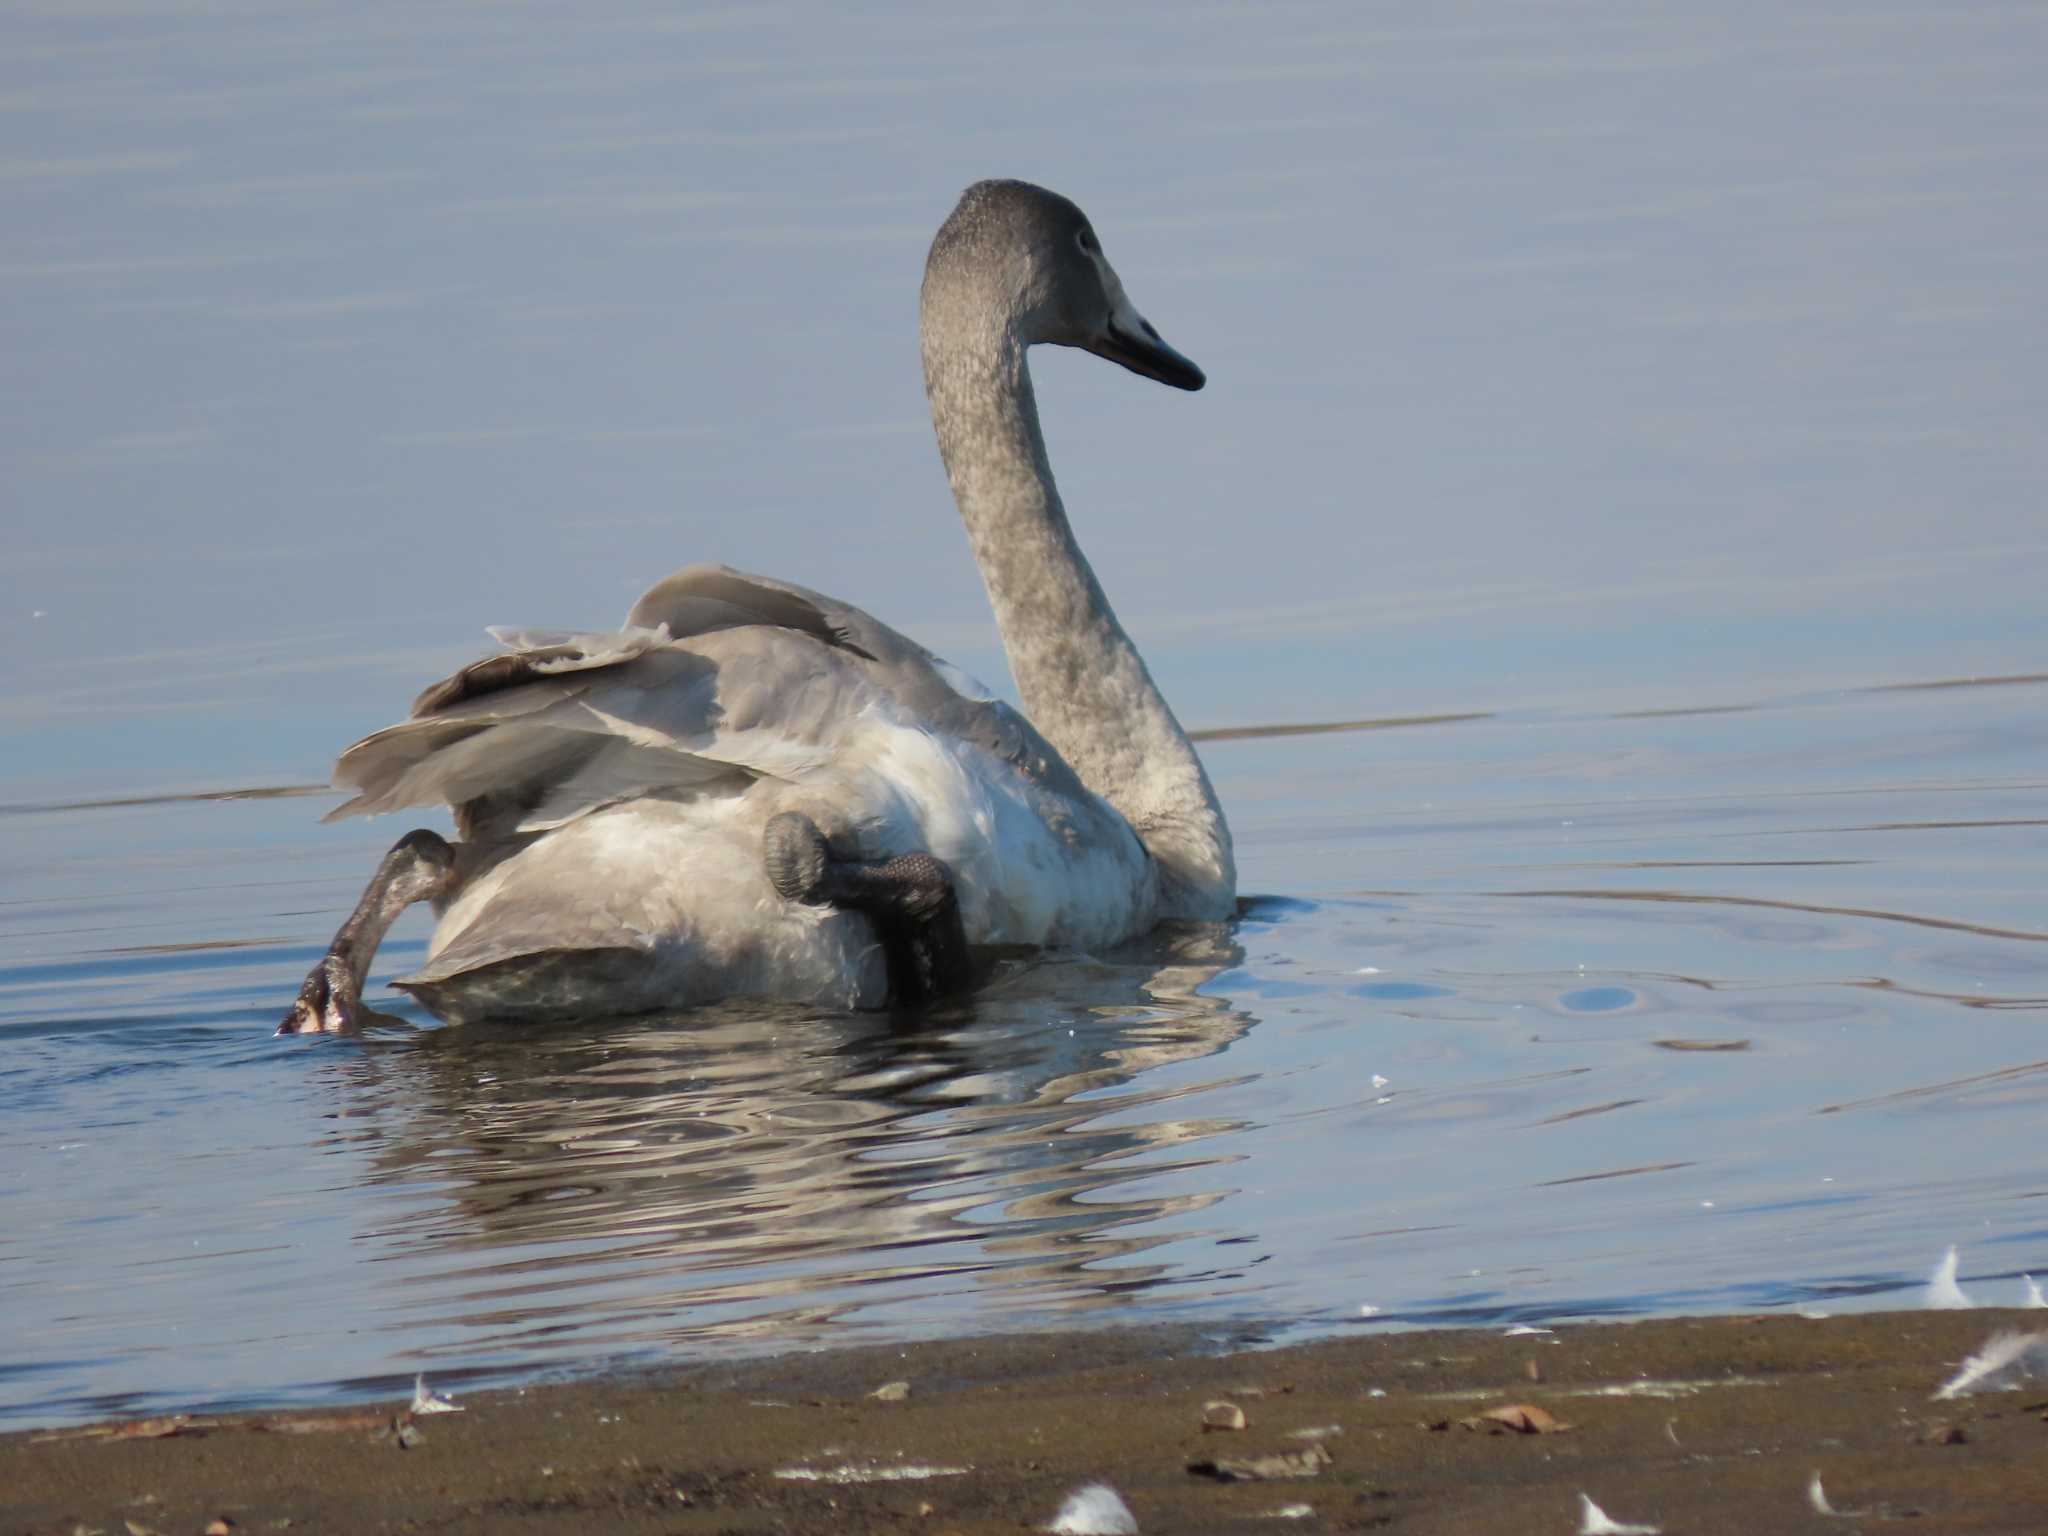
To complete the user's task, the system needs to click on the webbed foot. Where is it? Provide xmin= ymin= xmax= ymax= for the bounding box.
xmin=279 ymin=952 xmax=361 ymax=1035
xmin=763 ymin=811 xmax=832 ymax=905
xmin=278 ymin=829 xmax=458 ymax=1040
xmin=763 ymin=812 xmax=973 ymax=1003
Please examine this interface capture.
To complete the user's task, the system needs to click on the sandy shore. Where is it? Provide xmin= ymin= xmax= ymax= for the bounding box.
xmin=9 ymin=1310 xmax=2048 ymax=1534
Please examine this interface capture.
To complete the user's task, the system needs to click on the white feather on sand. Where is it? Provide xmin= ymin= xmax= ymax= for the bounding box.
xmin=1933 ymin=1329 xmax=2048 ymax=1400
xmin=1577 ymin=1492 xmax=1660 ymax=1535
xmin=1808 ymin=1472 xmax=1841 ymax=1516
xmin=1046 ymin=1483 xmax=1139 ymax=1535
xmin=410 ymin=1373 xmax=462 ymax=1414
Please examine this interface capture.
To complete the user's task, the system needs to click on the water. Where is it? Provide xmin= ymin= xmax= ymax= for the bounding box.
xmin=5 ymin=0 xmax=2048 ymax=1428
xmin=6 ymin=674 xmax=2047 ymax=1425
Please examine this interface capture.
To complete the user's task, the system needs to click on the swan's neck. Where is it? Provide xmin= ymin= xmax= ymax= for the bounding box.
xmin=922 ymin=316 xmax=1235 ymax=919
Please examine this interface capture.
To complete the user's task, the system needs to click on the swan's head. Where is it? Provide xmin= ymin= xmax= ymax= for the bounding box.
xmin=924 ymin=179 xmax=1205 ymax=392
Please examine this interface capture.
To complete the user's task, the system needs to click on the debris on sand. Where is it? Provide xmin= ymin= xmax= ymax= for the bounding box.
xmin=1808 ymin=1471 xmax=1919 ymax=1522
xmin=1578 ymin=1492 xmax=1661 ymax=1535
xmin=371 ymin=1414 xmax=424 ymax=1449
xmin=1807 ymin=1471 xmax=1882 ymax=1519
xmin=1188 ymin=1442 xmax=1332 ymax=1482
xmin=1045 ymin=1482 xmax=1139 ymax=1534
xmin=29 ymin=1415 xmax=200 ymax=1445
xmin=1932 ymin=1329 xmax=2048 ymax=1400
xmin=1460 ymin=1403 xmax=1571 ymax=1434
xmin=774 ymin=1461 xmax=970 ymax=1484
xmin=1924 ymin=1245 xmax=1972 ymax=1309
xmin=253 ymin=1410 xmax=389 ymax=1435
xmin=1808 ymin=1472 xmax=1848 ymax=1516
xmin=868 ymin=1379 xmax=911 ymax=1402
xmin=1201 ymin=1400 xmax=1247 ymax=1431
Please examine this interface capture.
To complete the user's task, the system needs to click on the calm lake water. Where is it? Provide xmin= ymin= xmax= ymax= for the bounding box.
xmin=6 ymin=671 xmax=2048 ymax=1426
xmin=5 ymin=1 xmax=2048 ymax=1429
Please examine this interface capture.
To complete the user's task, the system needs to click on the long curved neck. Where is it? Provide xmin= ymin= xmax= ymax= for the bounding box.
xmin=922 ymin=308 xmax=1235 ymax=919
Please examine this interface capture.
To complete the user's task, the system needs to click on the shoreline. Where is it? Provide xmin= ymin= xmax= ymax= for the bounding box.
xmin=9 ymin=1309 xmax=2047 ymax=1533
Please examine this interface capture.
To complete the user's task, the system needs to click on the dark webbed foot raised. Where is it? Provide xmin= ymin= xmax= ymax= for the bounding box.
xmin=762 ymin=811 xmax=833 ymax=906
xmin=281 ymin=951 xmax=363 ymax=1035
xmin=279 ymin=829 xmax=458 ymax=1036
xmin=764 ymin=812 xmax=973 ymax=1005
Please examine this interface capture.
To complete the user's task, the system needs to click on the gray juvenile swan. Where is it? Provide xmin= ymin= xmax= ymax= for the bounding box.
xmin=280 ymin=179 xmax=1235 ymax=1033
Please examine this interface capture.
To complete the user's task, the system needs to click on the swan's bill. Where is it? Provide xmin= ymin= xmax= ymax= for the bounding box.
xmin=1084 ymin=259 xmax=1205 ymax=391
xmin=1090 ymin=311 xmax=1205 ymax=392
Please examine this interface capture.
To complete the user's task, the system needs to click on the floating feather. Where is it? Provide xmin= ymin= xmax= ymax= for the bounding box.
xmin=1924 ymin=1245 xmax=1972 ymax=1309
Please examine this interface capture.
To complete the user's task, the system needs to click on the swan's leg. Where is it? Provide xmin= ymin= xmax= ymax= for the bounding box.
xmin=763 ymin=812 xmax=972 ymax=1004
xmin=278 ymin=829 xmax=458 ymax=1035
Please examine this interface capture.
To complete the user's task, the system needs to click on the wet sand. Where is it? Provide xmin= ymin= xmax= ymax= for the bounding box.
xmin=9 ymin=1310 xmax=2048 ymax=1534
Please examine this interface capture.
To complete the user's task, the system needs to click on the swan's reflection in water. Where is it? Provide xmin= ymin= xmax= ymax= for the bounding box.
xmin=328 ymin=925 xmax=1256 ymax=1364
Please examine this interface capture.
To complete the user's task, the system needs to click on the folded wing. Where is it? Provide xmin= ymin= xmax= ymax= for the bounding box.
xmin=327 ymin=566 xmax=909 ymax=835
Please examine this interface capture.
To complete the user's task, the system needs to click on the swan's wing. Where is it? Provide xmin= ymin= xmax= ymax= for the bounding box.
xmin=624 ymin=564 xmax=884 ymax=660
xmin=627 ymin=565 xmax=1084 ymax=795
xmin=632 ymin=562 xmax=1018 ymax=727
xmin=400 ymin=562 xmax=903 ymax=728
xmin=626 ymin=564 xmax=1005 ymax=696
xmin=408 ymin=622 xmax=675 ymax=717
xmin=327 ymin=563 xmax=1064 ymax=835
xmin=326 ymin=626 xmax=873 ymax=831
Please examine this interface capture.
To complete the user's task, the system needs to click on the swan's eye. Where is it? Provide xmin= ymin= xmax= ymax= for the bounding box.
xmin=1076 ymin=227 xmax=1099 ymax=256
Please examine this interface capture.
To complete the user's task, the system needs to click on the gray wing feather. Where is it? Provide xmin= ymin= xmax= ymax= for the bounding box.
xmin=328 ymin=625 xmax=855 ymax=829
xmin=626 ymin=564 xmax=881 ymax=659
xmin=325 ymin=562 xmax=1072 ymax=831
xmin=631 ymin=565 xmax=1040 ymax=756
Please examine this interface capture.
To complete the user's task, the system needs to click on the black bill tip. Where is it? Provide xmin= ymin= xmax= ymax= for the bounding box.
xmin=1088 ymin=320 xmax=1206 ymax=391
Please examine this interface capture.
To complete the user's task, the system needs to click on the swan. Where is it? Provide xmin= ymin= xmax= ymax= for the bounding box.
xmin=280 ymin=179 xmax=1235 ymax=1033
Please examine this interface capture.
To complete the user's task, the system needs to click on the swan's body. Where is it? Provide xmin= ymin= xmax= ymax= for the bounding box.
xmin=288 ymin=180 xmax=1233 ymax=1029
xmin=345 ymin=567 xmax=1163 ymax=1019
